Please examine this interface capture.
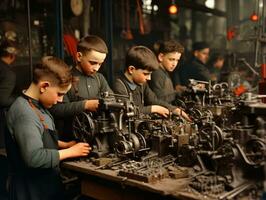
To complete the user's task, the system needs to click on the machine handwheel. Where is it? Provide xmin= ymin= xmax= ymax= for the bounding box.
xmin=245 ymin=139 xmax=265 ymax=165
xmin=72 ymin=112 xmax=95 ymax=143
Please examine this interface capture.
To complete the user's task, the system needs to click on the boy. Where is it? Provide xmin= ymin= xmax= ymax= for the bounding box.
xmin=113 ymin=45 xmax=190 ymax=121
xmin=178 ymin=41 xmax=211 ymax=86
xmin=149 ymin=40 xmax=185 ymax=103
xmin=50 ymin=35 xmax=113 ymax=138
xmin=0 ymin=40 xmax=18 ymax=108
xmin=207 ymin=52 xmax=225 ymax=83
xmin=5 ymin=56 xmax=90 ymax=200
xmin=0 ymin=40 xmax=18 ymax=149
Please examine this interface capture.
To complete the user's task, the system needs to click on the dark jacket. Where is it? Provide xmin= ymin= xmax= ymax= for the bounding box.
xmin=0 ymin=60 xmax=17 ymax=108
xmin=113 ymin=74 xmax=176 ymax=114
xmin=149 ymin=67 xmax=177 ymax=104
xmin=50 ymin=67 xmax=113 ymax=118
xmin=49 ymin=67 xmax=113 ymax=139
xmin=0 ymin=59 xmax=17 ymax=148
xmin=179 ymin=57 xmax=211 ymax=86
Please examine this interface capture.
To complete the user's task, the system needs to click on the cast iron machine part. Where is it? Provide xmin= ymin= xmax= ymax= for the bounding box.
xmin=73 ymin=92 xmax=149 ymax=158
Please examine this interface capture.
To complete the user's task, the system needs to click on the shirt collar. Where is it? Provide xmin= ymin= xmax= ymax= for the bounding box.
xmin=123 ymin=74 xmax=137 ymax=91
xmin=21 ymin=92 xmax=44 ymax=110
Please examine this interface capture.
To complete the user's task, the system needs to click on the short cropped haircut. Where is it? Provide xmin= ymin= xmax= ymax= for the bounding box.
xmin=125 ymin=46 xmax=159 ymax=71
xmin=33 ymin=56 xmax=73 ymax=87
xmin=158 ymin=40 xmax=184 ymax=55
xmin=77 ymin=35 xmax=108 ymax=55
xmin=192 ymin=41 xmax=209 ymax=52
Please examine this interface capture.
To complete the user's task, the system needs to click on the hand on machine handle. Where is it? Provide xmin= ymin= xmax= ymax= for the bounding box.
xmin=85 ymin=99 xmax=99 ymax=112
xmin=151 ymin=105 xmax=170 ymax=118
xmin=173 ymin=107 xmax=192 ymax=122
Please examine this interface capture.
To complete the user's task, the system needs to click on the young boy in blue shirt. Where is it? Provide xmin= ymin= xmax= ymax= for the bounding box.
xmin=5 ymin=56 xmax=91 ymax=200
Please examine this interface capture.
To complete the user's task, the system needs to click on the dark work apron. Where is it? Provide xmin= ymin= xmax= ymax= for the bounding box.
xmin=5 ymin=97 xmax=64 ymax=200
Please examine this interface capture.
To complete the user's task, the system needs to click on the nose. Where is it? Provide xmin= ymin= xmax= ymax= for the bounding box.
xmin=93 ymin=64 xmax=101 ymax=72
xmin=146 ymin=74 xmax=151 ymax=80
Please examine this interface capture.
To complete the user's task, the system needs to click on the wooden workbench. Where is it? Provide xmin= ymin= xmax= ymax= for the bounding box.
xmin=61 ymin=160 xmax=202 ymax=200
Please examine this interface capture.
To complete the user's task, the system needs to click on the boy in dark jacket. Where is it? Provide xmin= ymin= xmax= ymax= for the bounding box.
xmin=149 ymin=40 xmax=186 ymax=103
xmin=50 ymin=35 xmax=113 ymax=139
xmin=113 ymin=46 xmax=190 ymax=121
xmin=179 ymin=41 xmax=211 ymax=86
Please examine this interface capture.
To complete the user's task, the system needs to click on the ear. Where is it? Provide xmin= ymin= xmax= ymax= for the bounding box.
xmin=158 ymin=53 xmax=164 ymax=62
xmin=76 ymin=52 xmax=83 ymax=62
xmin=193 ymin=50 xmax=199 ymax=57
xmin=39 ymin=81 xmax=50 ymax=93
xmin=128 ymin=65 xmax=135 ymax=74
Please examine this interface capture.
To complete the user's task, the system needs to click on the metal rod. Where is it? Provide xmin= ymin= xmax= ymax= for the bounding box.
xmin=226 ymin=183 xmax=253 ymax=199
xmin=239 ymin=58 xmax=260 ymax=76
xmin=55 ymin=0 xmax=64 ymax=59
xmin=104 ymin=0 xmax=114 ymax=86
xmin=218 ymin=182 xmax=253 ymax=200
xmin=26 ymin=0 xmax=33 ymax=81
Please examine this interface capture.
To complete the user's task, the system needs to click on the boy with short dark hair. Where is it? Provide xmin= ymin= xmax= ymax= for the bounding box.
xmin=5 ymin=56 xmax=90 ymax=200
xmin=50 ymin=35 xmax=113 ymax=138
xmin=113 ymin=46 xmax=190 ymax=120
xmin=149 ymin=40 xmax=186 ymax=103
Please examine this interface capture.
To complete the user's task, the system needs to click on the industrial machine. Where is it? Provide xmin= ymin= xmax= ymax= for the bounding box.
xmin=71 ymin=84 xmax=265 ymax=199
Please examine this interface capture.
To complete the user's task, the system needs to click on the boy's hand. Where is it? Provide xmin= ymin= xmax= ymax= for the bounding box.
xmin=175 ymin=85 xmax=187 ymax=93
xmin=151 ymin=105 xmax=170 ymax=118
xmin=66 ymin=140 xmax=77 ymax=148
xmin=70 ymin=142 xmax=91 ymax=157
xmin=85 ymin=99 xmax=99 ymax=112
xmin=173 ymin=107 xmax=192 ymax=122
xmin=58 ymin=140 xmax=77 ymax=149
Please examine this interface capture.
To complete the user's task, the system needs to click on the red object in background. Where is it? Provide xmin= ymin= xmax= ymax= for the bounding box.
xmin=234 ymin=85 xmax=247 ymax=96
xmin=63 ymin=34 xmax=78 ymax=61
xmin=259 ymin=63 xmax=266 ymax=103
xmin=260 ymin=63 xmax=266 ymax=79
xmin=227 ymin=28 xmax=235 ymax=41
xmin=250 ymin=12 xmax=259 ymax=22
xmin=169 ymin=4 xmax=178 ymax=15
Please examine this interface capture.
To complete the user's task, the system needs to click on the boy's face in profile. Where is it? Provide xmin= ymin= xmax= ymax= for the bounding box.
xmin=194 ymin=48 xmax=210 ymax=64
xmin=214 ymin=58 xmax=224 ymax=70
xmin=158 ymin=52 xmax=181 ymax=72
xmin=128 ymin=66 xmax=152 ymax=85
xmin=77 ymin=50 xmax=106 ymax=76
xmin=39 ymin=81 xmax=71 ymax=108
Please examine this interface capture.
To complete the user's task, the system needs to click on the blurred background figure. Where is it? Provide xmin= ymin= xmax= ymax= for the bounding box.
xmin=0 ymin=40 xmax=18 ymax=109
xmin=178 ymin=41 xmax=210 ymax=87
xmin=207 ymin=52 xmax=225 ymax=83
xmin=0 ymin=39 xmax=18 ymax=200
xmin=0 ymin=39 xmax=18 ymax=148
